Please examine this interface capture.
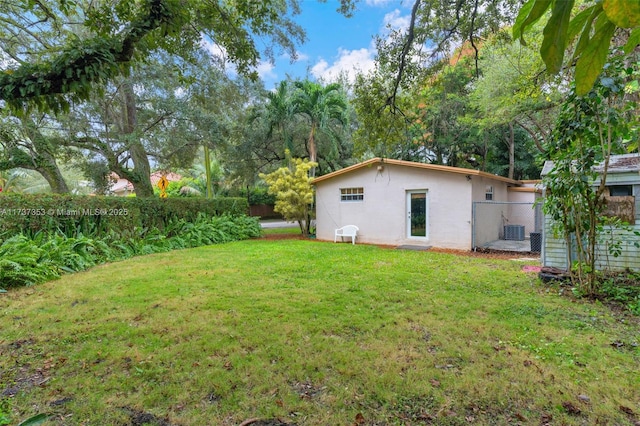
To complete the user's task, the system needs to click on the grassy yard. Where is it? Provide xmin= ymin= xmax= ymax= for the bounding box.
xmin=1 ymin=239 xmax=639 ymax=425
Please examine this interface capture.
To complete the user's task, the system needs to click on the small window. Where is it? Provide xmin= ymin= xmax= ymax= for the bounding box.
xmin=485 ymin=185 xmax=493 ymax=201
xmin=341 ymin=187 xmax=364 ymax=202
xmin=609 ymin=185 xmax=632 ymax=196
xmin=605 ymin=185 xmax=635 ymax=224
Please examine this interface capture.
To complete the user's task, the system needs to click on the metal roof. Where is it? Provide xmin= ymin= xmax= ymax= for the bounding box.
xmin=542 ymin=154 xmax=640 ymax=176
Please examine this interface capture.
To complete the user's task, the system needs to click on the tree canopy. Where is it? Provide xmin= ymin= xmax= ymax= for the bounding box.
xmin=0 ymin=0 xmax=354 ymax=112
xmin=514 ymin=0 xmax=640 ymax=95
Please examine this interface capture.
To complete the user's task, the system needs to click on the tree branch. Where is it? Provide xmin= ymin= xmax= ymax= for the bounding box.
xmin=385 ymin=0 xmax=421 ymax=111
xmin=0 ymin=0 xmax=173 ymax=108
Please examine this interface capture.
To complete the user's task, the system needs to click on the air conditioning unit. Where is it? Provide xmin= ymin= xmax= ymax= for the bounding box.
xmin=504 ymin=225 xmax=525 ymax=241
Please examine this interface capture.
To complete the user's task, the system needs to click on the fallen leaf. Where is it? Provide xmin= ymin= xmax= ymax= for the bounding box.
xmin=619 ymin=405 xmax=635 ymax=416
xmin=562 ymin=401 xmax=581 ymax=415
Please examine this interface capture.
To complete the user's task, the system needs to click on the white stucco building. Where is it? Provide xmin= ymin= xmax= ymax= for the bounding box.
xmin=313 ymin=158 xmax=538 ymax=250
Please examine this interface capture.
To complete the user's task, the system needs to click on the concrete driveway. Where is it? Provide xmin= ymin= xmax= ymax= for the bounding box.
xmin=260 ymin=219 xmax=297 ymax=229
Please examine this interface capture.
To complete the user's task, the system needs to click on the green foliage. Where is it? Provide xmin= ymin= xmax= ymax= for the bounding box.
xmin=246 ymin=79 xmax=352 ymax=178
xmin=0 ymin=214 xmax=261 ymax=288
xmin=599 ymin=273 xmax=640 ymax=315
xmin=351 ymin=70 xmax=413 ymax=159
xmin=291 ymin=80 xmax=350 ymax=176
xmin=514 ymin=0 xmax=640 ymax=95
xmin=17 ymin=413 xmax=50 ymax=426
xmin=0 ymin=235 xmax=59 ymax=287
xmin=246 ymin=186 xmax=276 ymax=205
xmin=223 ymin=186 xmax=276 ymax=205
xmin=0 ymin=194 xmax=248 ymax=237
xmin=542 ymin=55 xmax=637 ymax=295
xmin=0 ymin=0 xmax=318 ymax=111
xmin=260 ymin=156 xmax=316 ymax=236
xmin=0 ymin=401 xmax=8 ymax=426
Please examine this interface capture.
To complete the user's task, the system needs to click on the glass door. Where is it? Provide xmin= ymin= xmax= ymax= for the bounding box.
xmin=407 ymin=191 xmax=428 ymax=238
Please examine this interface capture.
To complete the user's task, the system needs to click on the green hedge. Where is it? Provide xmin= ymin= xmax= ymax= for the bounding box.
xmin=0 ymin=194 xmax=248 ymax=237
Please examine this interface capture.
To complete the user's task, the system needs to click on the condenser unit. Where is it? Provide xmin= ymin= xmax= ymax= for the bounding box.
xmin=504 ymin=225 xmax=525 ymax=241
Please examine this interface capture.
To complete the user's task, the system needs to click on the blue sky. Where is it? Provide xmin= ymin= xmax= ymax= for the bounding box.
xmin=257 ymin=0 xmax=414 ymax=89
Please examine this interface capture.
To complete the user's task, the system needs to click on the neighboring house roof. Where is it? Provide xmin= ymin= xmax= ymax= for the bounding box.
xmin=150 ymin=171 xmax=182 ymax=186
xmin=109 ymin=176 xmax=134 ymax=194
xmin=312 ymin=157 xmax=520 ymax=185
xmin=541 ymin=153 xmax=640 ymax=176
xmin=109 ymin=171 xmax=182 ymax=195
xmin=508 ymin=186 xmax=542 ymax=193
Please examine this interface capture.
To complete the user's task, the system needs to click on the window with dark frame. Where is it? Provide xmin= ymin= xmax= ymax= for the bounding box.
xmin=609 ymin=185 xmax=633 ymax=197
xmin=604 ymin=185 xmax=636 ymax=224
xmin=340 ymin=187 xmax=364 ymax=202
xmin=485 ymin=185 xmax=493 ymax=201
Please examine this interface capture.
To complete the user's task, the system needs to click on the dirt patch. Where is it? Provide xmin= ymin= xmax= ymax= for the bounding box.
xmin=239 ymin=420 xmax=296 ymax=426
xmin=291 ymin=381 xmax=325 ymax=400
xmin=121 ymin=407 xmax=174 ymax=426
xmin=1 ymin=369 xmax=48 ymax=397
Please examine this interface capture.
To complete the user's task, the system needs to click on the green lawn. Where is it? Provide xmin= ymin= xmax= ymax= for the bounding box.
xmin=1 ymin=239 xmax=639 ymax=425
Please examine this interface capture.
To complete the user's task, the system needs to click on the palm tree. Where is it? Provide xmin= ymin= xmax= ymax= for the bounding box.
xmin=264 ymin=80 xmax=295 ymax=153
xmin=0 ymin=169 xmax=29 ymax=193
xmin=291 ymin=80 xmax=349 ymax=177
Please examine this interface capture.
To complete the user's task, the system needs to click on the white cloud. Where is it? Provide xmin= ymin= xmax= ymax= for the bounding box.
xmin=200 ymin=38 xmax=226 ymax=61
xmin=256 ymin=61 xmax=277 ymax=81
xmin=199 ymin=37 xmax=238 ymax=77
xmin=365 ymin=0 xmax=395 ymax=6
xmin=294 ymin=51 xmax=310 ymax=62
xmin=382 ymin=9 xmax=411 ymax=33
xmin=281 ymin=51 xmax=310 ymax=63
xmin=310 ymin=46 xmax=376 ymax=83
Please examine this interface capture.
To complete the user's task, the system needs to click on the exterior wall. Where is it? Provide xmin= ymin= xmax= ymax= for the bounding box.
xmin=315 ymin=163 xmax=474 ymax=249
xmin=471 ymin=177 xmax=514 ymax=246
xmin=542 ymin=173 xmax=640 ymax=271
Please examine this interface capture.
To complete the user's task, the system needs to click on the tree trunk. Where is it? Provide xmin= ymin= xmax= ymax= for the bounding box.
xmin=506 ymin=122 xmax=515 ymax=180
xmin=37 ymin=152 xmax=70 ymax=193
xmin=204 ymin=145 xmax=213 ymax=199
xmin=121 ymin=80 xmax=154 ymax=197
xmin=0 ymin=147 xmax=69 ymax=193
xmin=307 ymin=123 xmax=317 ymax=178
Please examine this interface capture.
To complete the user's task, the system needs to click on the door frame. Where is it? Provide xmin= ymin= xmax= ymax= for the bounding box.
xmin=406 ymin=190 xmax=429 ymax=239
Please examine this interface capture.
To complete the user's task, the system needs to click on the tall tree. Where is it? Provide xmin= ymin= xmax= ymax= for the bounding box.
xmin=374 ymin=0 xmax=521 ymax=113
xmin=0 ymin=0 xmax=324 ymax=111
xmin=64 ymin=53 xmax=242 ymax=196
xmin=291 ymin=80 xmax=349 ymax=177
xmin=469 ymin=29 xmax=564 ymax=178
xmin=263 ymin=80 xmax=296 ymax=154
xmin=0 ymin=114 xmax=70 ymax=193
xmin=0 ymin=0 xmax=361 ymax=112
xmin=543 ymin=56 xmax=637 ymax=293
xmin=351 ymin=69 xmax=415 ymax=160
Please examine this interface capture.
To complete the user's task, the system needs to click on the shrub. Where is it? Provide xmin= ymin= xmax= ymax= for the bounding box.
xmin=0 ymin=194 xmax=248 ymax=238
xmin=0 ymin=215 xmax=261 ymax=289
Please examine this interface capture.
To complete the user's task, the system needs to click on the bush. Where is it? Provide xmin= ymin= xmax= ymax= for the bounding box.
xmin=0 ymin=215 xmax=261 ymax=289
xmin=599 ymin=272 xmax=640 ymax=315
xmin=0 ymin=194 xmax=248 ymax=238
